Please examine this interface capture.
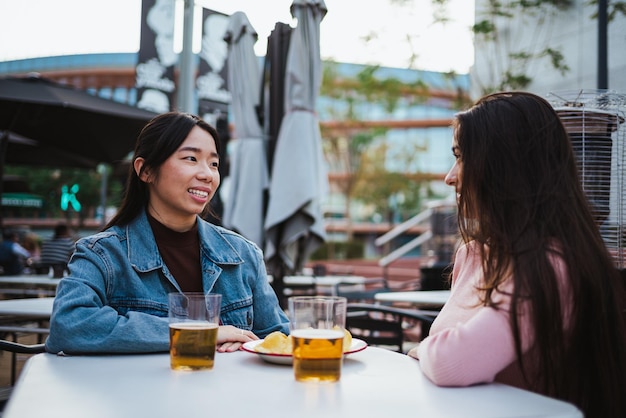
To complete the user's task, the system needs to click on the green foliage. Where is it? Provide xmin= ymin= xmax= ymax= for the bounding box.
xmin=352 ymin=141 xmax=436 ymax=222
xmin=309 ymin=241 xmax=365 ymax=260
xmin=382 ymin=0 xmax=621 ymax=96
xmin=322 ymin=127 xmax=385 ymax=236
xmin=472 ymin=19 xmax=497 ymax=37
xmin=612 ymin=2 xmax=626 ymax=19
xmin=502 ymin=70 xmax=532 ymax=91
xmin=542 ymin=48 xmax=569 ymax=74
xmin=586 ymin=1 xmax=626 ymax=20
xmin=319 ymin=55 xmax=465 ymax=233
xmin=322 ymin=62 xmax=430 ymax=117
xmin=472 ymin=0 xmax=574 ymax=94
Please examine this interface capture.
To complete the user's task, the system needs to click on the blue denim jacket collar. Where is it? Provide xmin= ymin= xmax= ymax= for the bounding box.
xmin=126 ymin=210 xmax=244 ymax=273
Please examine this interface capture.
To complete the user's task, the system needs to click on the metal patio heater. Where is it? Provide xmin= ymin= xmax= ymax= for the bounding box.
xmin=546 ymin=90 xmax=626 ymax=268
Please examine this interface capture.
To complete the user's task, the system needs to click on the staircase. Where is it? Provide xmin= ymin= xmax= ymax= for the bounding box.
xmin=306 ymin=200 xmax=457 ymax=290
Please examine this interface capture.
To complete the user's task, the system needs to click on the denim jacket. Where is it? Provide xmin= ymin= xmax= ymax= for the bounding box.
xmin=46 ymin=210 xmax=289 ymax=354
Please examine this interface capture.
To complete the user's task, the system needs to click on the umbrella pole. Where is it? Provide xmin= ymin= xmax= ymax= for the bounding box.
xmin=0 ymin=131 xmax=8 ymax=234
xmin=272 ymin=262 xmax=288 ymax=309
xmin=98 ymin=164 xmax=110 ymax=229
xmin=177 ymin=0 xmax=196 ymax=113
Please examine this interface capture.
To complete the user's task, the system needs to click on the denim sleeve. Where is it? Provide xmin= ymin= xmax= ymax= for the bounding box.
xmin=248 ymin=245 xmax=290 ymax=338
xmin=45 ymin=237 xmax=170 ymax=354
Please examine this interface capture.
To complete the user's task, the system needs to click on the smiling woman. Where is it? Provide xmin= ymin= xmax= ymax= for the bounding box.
xmin=45 ymin=111 xmax=290 ymax=356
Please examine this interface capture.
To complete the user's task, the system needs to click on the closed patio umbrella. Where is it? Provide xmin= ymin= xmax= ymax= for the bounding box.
xmin=264 ymin=0 xmax=329 ymax=280
xmin=221 ymin=11 xmax=268 ymax=247
xmin=263 ymin=21 xmax=292 ymax=173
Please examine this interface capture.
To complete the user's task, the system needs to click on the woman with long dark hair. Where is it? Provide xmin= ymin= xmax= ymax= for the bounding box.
xmin=409 ymin=92 xmax=626 ymax=417
xmin=47 ymin=112 xmax=289 ymax=354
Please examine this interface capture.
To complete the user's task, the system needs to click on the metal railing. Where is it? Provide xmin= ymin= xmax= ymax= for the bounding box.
xmin=375 ymin=200 xmax=457 ymax=269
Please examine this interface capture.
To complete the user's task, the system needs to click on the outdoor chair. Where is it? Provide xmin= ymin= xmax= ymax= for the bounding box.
xmin=0 ymin=330 xmax=48 ymax=386
xmin=346 ymin=303 xmax=438 ymax=353
xmin=0 ymin=339 xmax=45 ymax=354
xmin=0 ymin=338 xmax=46 ymax=410
xmin=282 ymin=282 xmax=318 ymax=298
xmin=270 ymin=275 xmax=318 ymax=309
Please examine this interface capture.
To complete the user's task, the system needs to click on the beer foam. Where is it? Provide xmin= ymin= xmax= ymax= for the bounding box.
xmin=291 ymin=328 xmax=344 ymax=339
xmin=169 ymin=322 xmax=218 ymax=329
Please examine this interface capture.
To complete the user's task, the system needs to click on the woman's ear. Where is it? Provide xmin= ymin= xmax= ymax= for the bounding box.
xmin=134 ymin=157 xmax=152 ymax=183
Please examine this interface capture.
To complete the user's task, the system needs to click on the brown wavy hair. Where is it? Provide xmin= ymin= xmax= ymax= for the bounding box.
xmin=454 ymin=91 xmax=626 ymax=416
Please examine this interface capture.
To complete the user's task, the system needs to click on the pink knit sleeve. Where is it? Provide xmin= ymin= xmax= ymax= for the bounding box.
xmin=417 ymin=305 xmax=516 ymax=386
xmin=415 ymin=242 xmax=570 ymax=388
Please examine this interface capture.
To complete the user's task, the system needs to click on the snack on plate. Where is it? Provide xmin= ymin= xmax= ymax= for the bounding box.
xmin=332 ymin=325 xmax=352 ymax=351
xmin=254 ymin=331 xmax=293 ymax=354
xmin=254 ymin=329 xmax=353 ymax=355
xmin=342 ymin=327 xmax=352 ymax=351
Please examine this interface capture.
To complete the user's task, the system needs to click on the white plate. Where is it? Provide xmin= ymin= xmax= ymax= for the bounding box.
xmin=241 ymin=338 xmax=368 ymax=365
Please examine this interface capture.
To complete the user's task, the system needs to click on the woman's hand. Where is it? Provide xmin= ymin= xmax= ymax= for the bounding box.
xmin=216 ymin=325 xmax=258 ymax=352
xmin=407 ymin=344 xmax=420 ymax=359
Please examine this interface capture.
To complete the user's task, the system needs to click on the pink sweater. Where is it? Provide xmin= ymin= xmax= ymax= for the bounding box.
xmin=416 ymin=241 xmax=570 ymax=390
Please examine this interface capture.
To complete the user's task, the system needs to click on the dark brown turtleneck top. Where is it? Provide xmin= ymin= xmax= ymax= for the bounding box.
xmin=146 ymin=211 xmax=203 ymax=292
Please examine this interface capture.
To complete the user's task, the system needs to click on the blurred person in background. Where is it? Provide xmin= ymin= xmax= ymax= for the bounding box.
xmin=0 ymin=230 xmax=31 ymax=275
xmin=22 ymin=232 xmax=41 ymax=259
xmin=40 ymin=223 xmax=76 ymax=278
xmin=22 ymin=231 xmax=42 ymax=273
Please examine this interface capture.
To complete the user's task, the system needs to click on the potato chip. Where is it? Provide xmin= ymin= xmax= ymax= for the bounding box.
xmin=333 ymin=326 xmax=352 ymax=351
xmin=343 ymin=328 xmax=353 ymax=351
xmin=254 ymin=331 xmax=293 ymax=354
xmin=254 ymin=328 xmax=353 ymax=354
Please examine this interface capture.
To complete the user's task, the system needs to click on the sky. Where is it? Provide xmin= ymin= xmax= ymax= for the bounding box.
xmin=0 ymin=0 xmax=474 ymax=73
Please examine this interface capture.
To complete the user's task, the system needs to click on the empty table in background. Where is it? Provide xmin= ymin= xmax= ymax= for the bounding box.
xmin=0 ymin=297 xmax=55 ymax=320
xmin=0 ymin=276 xmax=61 ymax=298
xmin=269 ymin=275 xmax=369 ymax=296
xmin=374 ymin=290 xmax=450 ymax=309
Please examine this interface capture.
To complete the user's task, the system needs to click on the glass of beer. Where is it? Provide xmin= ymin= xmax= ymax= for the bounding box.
xmin=168 ymin=292 xmax=222 ymax=371
xmin=288 ymin=296 xmax=347 ymax=383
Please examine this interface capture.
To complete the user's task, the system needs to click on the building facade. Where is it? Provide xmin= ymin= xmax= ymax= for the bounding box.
xmin=471 ymin=0 xmax=626 ymax=97
xmin=0 ymin=53 xmax=468 ymax=258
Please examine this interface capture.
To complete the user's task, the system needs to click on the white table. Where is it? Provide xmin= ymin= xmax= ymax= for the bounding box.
xmin=375 ymin=290 xmax=451 ymax=308
xmin=0 ymin=276 xmax=61 ymax=287
xmin=0 ymin=297 xmax=55 ymax=320
xmin=0 ymin=276 xmax=61 ymax=297
xmin=3 ymin=347 xmax=581 ymax=418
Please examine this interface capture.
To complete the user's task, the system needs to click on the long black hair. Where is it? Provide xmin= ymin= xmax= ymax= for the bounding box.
xmin=105 ymin=112 xmax=220 ymax=229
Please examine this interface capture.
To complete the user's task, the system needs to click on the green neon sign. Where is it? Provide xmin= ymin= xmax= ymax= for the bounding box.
xmin=61 ymin=184 xmax=82 ymax=212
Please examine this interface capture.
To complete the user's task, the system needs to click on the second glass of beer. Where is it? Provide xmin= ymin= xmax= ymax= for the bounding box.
xmin=168 ymin=292 xmax=222 ymax=371
xmin=288 ymin=296 xmax=347 ymax=383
